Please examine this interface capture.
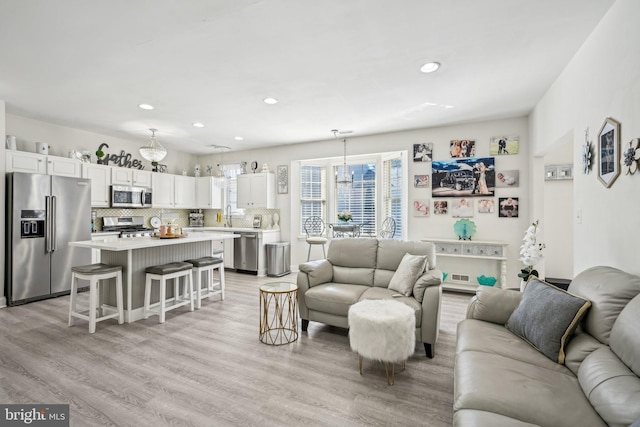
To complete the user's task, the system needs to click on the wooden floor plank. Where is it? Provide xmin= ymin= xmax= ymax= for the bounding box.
xmin=0 ymin=271 xmax=471 ymax=426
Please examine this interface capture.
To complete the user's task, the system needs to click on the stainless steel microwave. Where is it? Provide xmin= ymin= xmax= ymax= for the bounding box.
xmin=111 ymin=185 xmax=152 ymax=208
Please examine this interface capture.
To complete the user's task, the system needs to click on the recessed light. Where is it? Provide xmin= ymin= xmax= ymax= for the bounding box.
xmin=234 ymin=136 xmax=244 ymax=141
xmin=420 ymin=62 xmax=441 ymax=73
xmin=263 ymin=97 xmax=278 ymax=105
xmin=192 ymin=122 xmax=205 ymax=128
xmin=138 ymin=104 xmax=154 ymax=110
xmin=443 ymin=105 xmax=455 ymax=109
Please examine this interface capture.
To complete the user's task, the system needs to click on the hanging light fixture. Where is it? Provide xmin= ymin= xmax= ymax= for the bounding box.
xmin=333 ymin=129 xmax=353 ymax=194
xmin=139 ymin=128 xmax=167 ymax=162
xmin=213 ymin=145 xmax=231 ymax=189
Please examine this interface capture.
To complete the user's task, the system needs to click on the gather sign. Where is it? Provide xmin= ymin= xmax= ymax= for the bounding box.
xmin=96 ymin=143 xmax=145 ymax=169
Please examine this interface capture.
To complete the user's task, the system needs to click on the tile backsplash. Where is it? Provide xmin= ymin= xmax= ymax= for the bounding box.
xmin=92 ymin=207 xmax=280 ymax=231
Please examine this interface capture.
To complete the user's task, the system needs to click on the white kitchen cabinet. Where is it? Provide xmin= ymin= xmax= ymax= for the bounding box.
xmin=6 ymin=151 xmax=83 ymax=177
xmin=46 ymin=156 xmax=82 ymax=177
xmin=195 ymin=176 xmax=224 ymax=209
xmin=174 ymin=175 xmax=196 ymax=208
xmin=6 ymin=151 xmax=47 ymax=174
xmin=237 ymin=173 xmax=275 ymax=208
xmin=111 ymin=168 xmax=153 ymax=187
xmin=151 ymin=173 xmax=175 ymax=208
xmin=223 ymin=234 xmax=234 ymax=269
xmin=82 ymin=163 xmax=111 ymax=207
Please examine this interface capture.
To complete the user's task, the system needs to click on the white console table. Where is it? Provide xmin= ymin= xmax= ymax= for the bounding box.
xmin=422 ymin=238 xmax=508 ymax=292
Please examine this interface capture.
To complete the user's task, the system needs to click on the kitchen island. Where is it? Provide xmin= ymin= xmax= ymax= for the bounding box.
xmin=69 ymin=233 xmax=239 ymax=322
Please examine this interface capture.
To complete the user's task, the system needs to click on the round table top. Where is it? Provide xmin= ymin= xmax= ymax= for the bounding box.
xmin=260 ymin=282 xmax=298 ymax=293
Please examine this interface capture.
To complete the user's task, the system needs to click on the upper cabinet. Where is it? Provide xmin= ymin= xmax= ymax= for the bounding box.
xmin=6 ymin=151 xmax=81 ymax=177
xmin=82 ymin=163 xmax=111 ymax=207
xmin=111 ymin=168 xmax=152 ymax=187
xmin=195 ymin=176 xmax=224 ymax=209
xmin=151 ymin=174 xmax=195 ymax=208
xmin=237 ymin=173 xmax=275 ymax=208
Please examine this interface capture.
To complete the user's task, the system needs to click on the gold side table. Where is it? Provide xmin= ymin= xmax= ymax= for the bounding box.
xmin=259 ymin=282 xmax=298 ymax=345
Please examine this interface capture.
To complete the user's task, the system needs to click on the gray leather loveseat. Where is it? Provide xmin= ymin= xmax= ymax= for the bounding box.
xmin=296 ymin=238 xmax=442 ymax=357
xmin=454 ymin=266 xmax=640 ymax=426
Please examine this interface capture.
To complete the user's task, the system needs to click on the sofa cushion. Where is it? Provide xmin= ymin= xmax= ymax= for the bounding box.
xmin=466 ymin=286 xmax=522 ymax=324
xmin=412 ymin=270 xmax=443 ymax=303
xmin=453 ymin=409 xmax=540 ymax=427
xmin=376 ymin=239 xmax=436 ymax=271
xmin=454 ymin=350 xmax=606 ymax=427
xmin=327 ymin=238 xmax=378 ymax=269
xmin=332 ymin=266 xmax=375 ymax=286
xmin=303 ymin=283 xmax=369 ymax=317
xmin=564 ymin=330 xmax=606 ymax=376
xmin=568 ymin=266 xmax=640 ymax=345
xmin=387 ymin=253 xmax=427 ymax=296
xmin=610 ymin=295 xmax=640 ymax=377
xmin=507 ymin=278 xmax=591 ymax=364
xmin=359 ymin=287 xmax=422 ymax=327
xmin=578 ymin=346 xmax=640 ymax=427
xmin=457 ymin=319 xmax=572 ymax=374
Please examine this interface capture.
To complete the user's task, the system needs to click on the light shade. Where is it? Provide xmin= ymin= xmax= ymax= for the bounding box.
xmin=333 ymin=129 xmax=353 ymax=193
xmin=139 ymin=128 xmax=167 ymax=162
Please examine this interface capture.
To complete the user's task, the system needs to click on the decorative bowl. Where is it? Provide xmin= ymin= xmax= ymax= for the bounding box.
xmin=442 ymin=272 xmax=448 ymax=282
xmin=477 ymin=275 xmax=497 ymax=286
xmin=453 ymin=218 xmax=477 ymax=240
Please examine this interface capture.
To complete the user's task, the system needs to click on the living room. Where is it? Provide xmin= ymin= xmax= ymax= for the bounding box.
xmin=1 ymin=0 xmax=639 ymax=425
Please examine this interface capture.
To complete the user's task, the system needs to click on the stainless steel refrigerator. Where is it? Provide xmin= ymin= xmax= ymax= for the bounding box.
xmin=5 ymin=172 xmax=91 ymax=306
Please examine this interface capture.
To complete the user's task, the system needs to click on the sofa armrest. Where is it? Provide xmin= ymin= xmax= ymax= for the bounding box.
xmin=466 ymin=286 xmax=522 ymax=324
xmin=414 ymin=268 xmax=443 ymax=303
xmin=298 ymin=259 xmax=333 ymax=288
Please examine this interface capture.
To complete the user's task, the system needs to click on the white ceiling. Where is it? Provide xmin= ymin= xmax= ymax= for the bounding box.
xmin=0 ymin=0 xmax=614 ymax=154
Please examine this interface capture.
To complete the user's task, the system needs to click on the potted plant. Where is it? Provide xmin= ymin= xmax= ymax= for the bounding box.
xmin=337 ymin=211 xmax=352 ymax=222
xmin=518 ymin=219 xmax=545 ymax=290
xmin=95 ymin=149 xmax=105 ymax=164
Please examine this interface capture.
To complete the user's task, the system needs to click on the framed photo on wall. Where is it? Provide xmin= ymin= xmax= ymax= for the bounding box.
xmin=414 ymin=175 xmax=429 ymax=187
xmin=450 ymin=140 xmax=475 ymax=158
xmin=412 ymin=199 xmax=430 ymax=216
xmin=433 ymin=201 xmax=448 ymax=215
xmin=597 ymin=117 xmax=621 ymax=188
xmin=498 ymin=197 xmax=519 ymax=218
xmin=413 ymin=143 xmax=433 ymax=162
xmin=431 ymin=157 xmax=495 ymax=197
xmin=451 ymin=198 xmax=474 ymax=218
xmin=490 ymin=136 xmax=519 ymax=155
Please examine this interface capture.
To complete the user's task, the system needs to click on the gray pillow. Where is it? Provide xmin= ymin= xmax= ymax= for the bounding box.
xmin=388 ymin=253 xmax=428 ymax=296
xmin=507 ymin=278 xmax=591 ymax=364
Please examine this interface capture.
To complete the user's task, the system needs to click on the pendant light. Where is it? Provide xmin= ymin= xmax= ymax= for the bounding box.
xmin=213 ymin=145 xmax=231 ymax=189
xmin=333 ymin=129 xmax=353 ymax=194
xmin=139 ymin=128 xmax=167 ymax=162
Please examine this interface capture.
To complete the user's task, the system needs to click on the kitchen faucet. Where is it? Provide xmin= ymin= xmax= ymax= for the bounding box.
xmin=225 ymin=204 xmax=232 ymax=227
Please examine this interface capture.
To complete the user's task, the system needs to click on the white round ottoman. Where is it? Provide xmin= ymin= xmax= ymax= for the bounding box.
xmin=348 ymin=299 xmax=416 ymax=385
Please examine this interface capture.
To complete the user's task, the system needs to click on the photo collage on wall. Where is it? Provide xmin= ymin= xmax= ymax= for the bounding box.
xmin=411 ymin=136 xmax=520 ymax=219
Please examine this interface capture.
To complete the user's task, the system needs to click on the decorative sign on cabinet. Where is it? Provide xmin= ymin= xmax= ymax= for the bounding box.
xmin=422 ymin=238 xmax=508 ymax=293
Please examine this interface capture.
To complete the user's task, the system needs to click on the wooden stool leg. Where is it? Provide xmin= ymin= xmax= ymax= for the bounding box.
xmin=68 ymin=273 xmax=78 ymax=327
xmin=159 ymin=278 xmax=166 ymax=323
xmin=144 ymin=275 xmax=152 ymax=320
xmin=219 ymin=265 xmax=225 ymax=301
xmin=115 ymin=270 xmax=124 ymax=324
xmin=358 ymin=355 xmax=363 ymax=374
xmin=88 ymin=277 xmax=97 ymax=333
xmin=195 ymin=268 xmax=202 ymax=309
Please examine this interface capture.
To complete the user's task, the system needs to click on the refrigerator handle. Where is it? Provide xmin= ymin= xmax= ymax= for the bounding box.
xmin=51 ymin=196 xmax=57 ymax=251
xmin=45 ymin=196 xmax=52 ymax=252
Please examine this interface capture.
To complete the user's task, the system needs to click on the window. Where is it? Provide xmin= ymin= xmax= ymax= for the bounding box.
xmin=222 ymin=163 xmax=243 ymax=215
xmin=300 ymin=165 xmax=326 ymax=234
xmin=335 ymin=163 xmax=377 ymax=236
xmin=383 ymin=158 xmax=403 ymax=239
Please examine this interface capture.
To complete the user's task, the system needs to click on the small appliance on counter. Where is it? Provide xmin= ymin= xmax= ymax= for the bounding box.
xmin=189 ymin=210 xmax=204 ymax=227
xmin=103 ymin=216 xmax=155 ymax=238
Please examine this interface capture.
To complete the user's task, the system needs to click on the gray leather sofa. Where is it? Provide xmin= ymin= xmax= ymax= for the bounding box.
xmin=296 ymin=238 xmax=442 ymax=358
xmin=454 ymin=266 xmax=640 ymax=426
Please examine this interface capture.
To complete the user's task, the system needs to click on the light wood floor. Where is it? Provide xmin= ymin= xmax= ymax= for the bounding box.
xmin=0 ymin=271 xmax=471 ymax=427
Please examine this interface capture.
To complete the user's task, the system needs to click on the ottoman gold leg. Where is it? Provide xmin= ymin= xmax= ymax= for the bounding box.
xmin=358 ymin=355 xmax=363 ymax=374
xmin=385 ymin=363 xmax=396 ymax=385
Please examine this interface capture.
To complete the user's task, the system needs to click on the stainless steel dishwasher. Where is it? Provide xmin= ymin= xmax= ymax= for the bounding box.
xmin=234 ymin=232 xmax=259 ymax=274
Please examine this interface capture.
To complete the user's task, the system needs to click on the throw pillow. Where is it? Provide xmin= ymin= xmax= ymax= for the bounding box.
xmin=506 ymin=278 xmax=591 ymax=364
xmin=388 ymin=253 xmax=428 ymax=296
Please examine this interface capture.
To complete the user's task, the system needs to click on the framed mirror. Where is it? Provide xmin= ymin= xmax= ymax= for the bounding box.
xmin=597 ymin=117 xmax=621 ymax=188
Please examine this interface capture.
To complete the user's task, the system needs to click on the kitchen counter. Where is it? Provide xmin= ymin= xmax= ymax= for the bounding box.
xmin=69 ymin=233 xmax=239 ymax=322
xmin=184 ymin=227 xmax=280 ymax=234
xmin=71 ymin=232 xmax=238 ymax=251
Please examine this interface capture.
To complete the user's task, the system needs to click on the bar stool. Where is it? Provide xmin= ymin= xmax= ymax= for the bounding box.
xmin=186 ymin=251 xmax=225 ymax=309
xmin=68 ymin=263 xmax=124 ymax=333
xmin=143 ymin=262 xmax=194 ymax=323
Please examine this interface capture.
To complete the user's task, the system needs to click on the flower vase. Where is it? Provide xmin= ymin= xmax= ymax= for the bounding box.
xmin=520 ymin=279 xmax=527 ymax=292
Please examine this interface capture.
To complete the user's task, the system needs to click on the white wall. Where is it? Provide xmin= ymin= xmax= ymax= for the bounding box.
xmin=0 ymin=101 xmax=6 ymax=306
xmin=5 ymin=114 xmax=197 ymax=175
xmin=200 ymin=116 xmax=530 ymax=283
xmin=530 ymin=0 xmax=640 ymax=276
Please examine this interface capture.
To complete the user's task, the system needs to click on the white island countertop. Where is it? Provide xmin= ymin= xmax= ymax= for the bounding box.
xmin=70 ymin=232 xmax=239 ymax=251
xmin=184 ymin=227 xmax=280 ymax=234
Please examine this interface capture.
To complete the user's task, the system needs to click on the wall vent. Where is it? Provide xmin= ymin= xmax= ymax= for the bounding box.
xmin=450 ymin=273 xmax=470 ymax=283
